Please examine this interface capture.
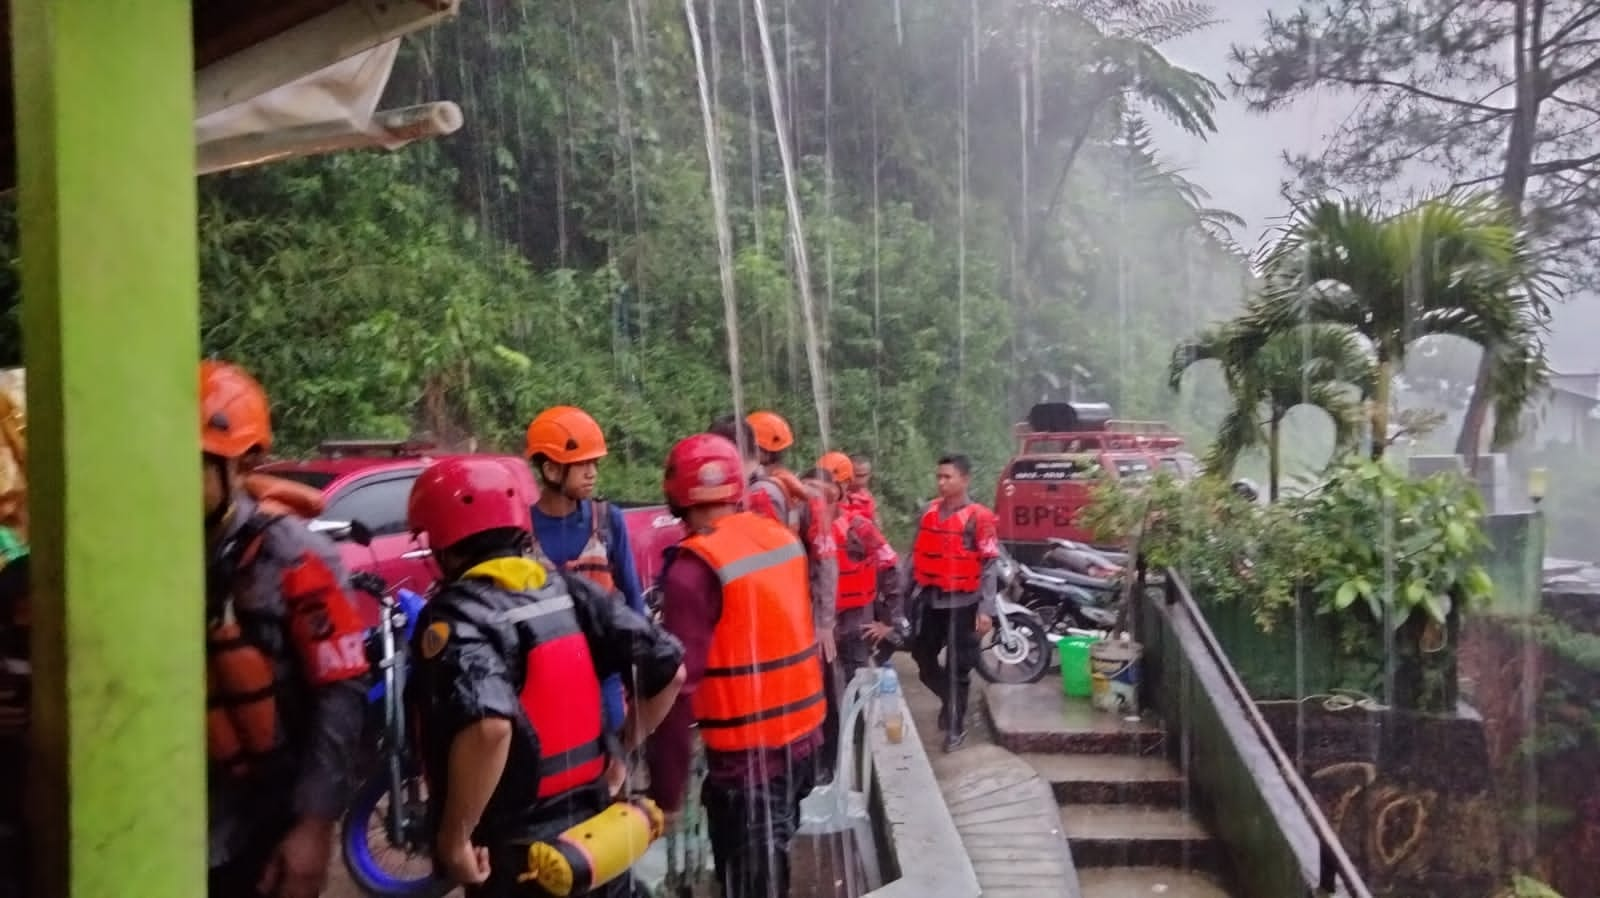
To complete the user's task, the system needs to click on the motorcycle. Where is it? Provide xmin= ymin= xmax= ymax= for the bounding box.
xmin=1042 ymin=537 xmax=1129 ymax=576
xmin=974 ymin=552 xmax=1055 ymax=685
xmin=316 ymin=520 xmax=451 ymax=898
xmin=1012 ymin=562 xmax=1120 ymax=633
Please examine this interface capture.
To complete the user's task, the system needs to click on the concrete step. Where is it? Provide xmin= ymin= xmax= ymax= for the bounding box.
xmin=1076 ymin=867 xmax=1233 ymax=898
xmin=1019 ymin=752 xmax=1185 ymax=807
xmin=983 ymin=680 xmax=1164 ymax=755
xmin=1060 ymin=804 xmax=1221 ymax=871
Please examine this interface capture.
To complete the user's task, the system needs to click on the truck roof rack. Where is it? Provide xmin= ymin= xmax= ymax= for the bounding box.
xmin=317 ymin=439 xmax=438 ymax=458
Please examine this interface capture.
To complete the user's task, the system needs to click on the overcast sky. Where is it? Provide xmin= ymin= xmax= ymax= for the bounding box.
xmin=1146 ymin=1 xmax=1597 ymax=374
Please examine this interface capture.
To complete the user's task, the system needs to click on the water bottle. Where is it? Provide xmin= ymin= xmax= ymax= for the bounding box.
xmin=878 ymin=667 xmax=905 ymax=744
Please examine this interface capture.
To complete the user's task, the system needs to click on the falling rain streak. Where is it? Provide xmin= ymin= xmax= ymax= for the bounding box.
xmin=683 ymin=0 xmax=745 ymax=422
xmin=752 ymin=0 xmax=832 ymax=450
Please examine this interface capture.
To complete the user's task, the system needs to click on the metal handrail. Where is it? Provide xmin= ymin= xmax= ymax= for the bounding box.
xmin=1161 ymin=570 xmax=1375 ymax=898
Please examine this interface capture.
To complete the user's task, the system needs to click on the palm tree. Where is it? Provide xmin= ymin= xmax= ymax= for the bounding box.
xmin=1171 ymin=324 xmax=1373 ymax=501
xmin=1017 ymin=3 xmax=1226 ymax=273
xmin=1232 ymin=193 xmax=1548 ymax=458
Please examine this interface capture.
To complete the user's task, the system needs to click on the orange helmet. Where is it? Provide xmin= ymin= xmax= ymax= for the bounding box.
xmin=817 ymin=451 xmax=854 ymax=486
xmin=201 ymin=360 xmax=272 ymax=459
xmin=525 ymin=406 xmax=608 ymax=464
xmin=746 ymin=410 xmax=794 ymax=453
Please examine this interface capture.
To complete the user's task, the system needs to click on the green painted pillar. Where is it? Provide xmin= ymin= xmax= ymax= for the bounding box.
xmin=11 ymin=2 xmax=203 ymax=896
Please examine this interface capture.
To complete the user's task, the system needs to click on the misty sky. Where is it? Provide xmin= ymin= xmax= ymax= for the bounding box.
xmin=1146 ymin=1 xmax=1597 ymax=374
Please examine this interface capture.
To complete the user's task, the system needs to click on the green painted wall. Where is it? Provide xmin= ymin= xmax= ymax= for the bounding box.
xmin=12 ymin=2 xmax=204 ymax=896
xmin=1479 ymin=512 xmax=1544 ymax=619
xmin=1139 ymin=585 xmax=1327 ymax=898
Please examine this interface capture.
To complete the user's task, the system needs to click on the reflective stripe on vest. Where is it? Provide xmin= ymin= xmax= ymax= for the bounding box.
xmin=836 ymin=515 xmax=876 ymax=612
xmin=911 ymin=501 xmax=983 ymax=593
xmin=530 ymin=501 xmax=617 ymax=595
xmin=681 ymin=513 xmax=825 ymax=752
xmin=490 ymin=582 xmax=607 ymax=799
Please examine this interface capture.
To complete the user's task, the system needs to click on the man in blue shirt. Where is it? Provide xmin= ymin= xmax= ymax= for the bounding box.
xmin=525 ymin=405 xmax=647 ymax=733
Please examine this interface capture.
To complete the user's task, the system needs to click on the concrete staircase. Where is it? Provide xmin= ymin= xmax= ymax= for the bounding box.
xmin=985 ymin=679 xmax=1240 ymax=898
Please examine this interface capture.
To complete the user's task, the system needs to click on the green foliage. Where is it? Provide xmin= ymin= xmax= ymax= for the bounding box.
xmin=0 ymin=0 xmax=1253 ymax=538
xmin=1232 ymin=192 xmax=1549 ymax=453
xmin=1085 ymin=456 xmax=1491 ymax=706
xmin=1231 ymin=0 xmax=1600 ymax=455
xmin=1505 ymin=874 xmax=1565 ymax=898
xmin=1230 ymin=0 xmax=1600 ymax=284
xmin=1083 ymin=458 xmax=1494 ymax=634
xmin=1170 ymin=322 xmax=1371 ymax=498
xmin=1296 ymin=458 xmax=1493 ymax=626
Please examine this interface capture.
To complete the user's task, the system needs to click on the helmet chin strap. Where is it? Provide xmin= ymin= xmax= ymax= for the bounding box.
xmin=540 ymin=462 xmax=587 ymax=502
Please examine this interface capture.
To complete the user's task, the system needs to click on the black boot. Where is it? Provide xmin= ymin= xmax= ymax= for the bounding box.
xmin=942 ymin=724 xmax=967 ymax=753
xmin=943 ymin=691 xmax=969 ymax=752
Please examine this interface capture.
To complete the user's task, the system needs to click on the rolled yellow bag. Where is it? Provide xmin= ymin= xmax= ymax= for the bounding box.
xmin=519 ymin=798 xmax=666 ymax=896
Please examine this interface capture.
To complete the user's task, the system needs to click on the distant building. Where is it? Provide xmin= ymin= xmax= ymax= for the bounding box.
xmin=1396 ymin=369 xmax=1600 ymax=455
xmin=1523 ymin=371 xmax=1600 ymax=451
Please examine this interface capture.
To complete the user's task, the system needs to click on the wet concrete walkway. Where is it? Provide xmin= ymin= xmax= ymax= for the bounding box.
xmin=892 ymin=656 xmax=1081 ymax=898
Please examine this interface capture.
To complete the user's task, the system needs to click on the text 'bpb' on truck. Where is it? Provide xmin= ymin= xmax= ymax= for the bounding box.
xmin=994 ymin=401 xmax=1195 ymax=564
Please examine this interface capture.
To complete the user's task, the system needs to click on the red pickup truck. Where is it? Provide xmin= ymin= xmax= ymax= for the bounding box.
xmin=995 ymin=402 xmax=1192 ymax=562
xmin=256 ymin=439 xmax=685 ymax=626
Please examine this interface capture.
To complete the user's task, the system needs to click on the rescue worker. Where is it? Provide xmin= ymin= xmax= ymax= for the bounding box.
xmin=715 ymin=412 xmax=838 ymax=782
xmin=646 ymin=434 xmax=824 ymax=898
xmin=404 ymin=456 xmax=686 ymax=897
xmin=842 ymin=452 xmax=881 ymax=527
xmin=811 ymin=455 xmax=903 ymax=682
xmin=708 ymin=414 xmax=838 ymax=663
xmin=525 ymin=405 xmax=648 ymax=735
xmin=906 ymin=454 xmax=1000 ymax=753
xmin=803 ymin=461 xmax=905 ymax=776
xmin=201 ymin=360 xmax=372 ymax=898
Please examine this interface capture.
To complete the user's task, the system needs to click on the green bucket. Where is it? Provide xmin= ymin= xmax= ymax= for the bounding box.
xmin=1057 ymin=635 xmax=1098 ymax=697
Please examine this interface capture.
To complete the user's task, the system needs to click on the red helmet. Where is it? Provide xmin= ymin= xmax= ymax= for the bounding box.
xmin=407 ymin=457 xmax=531 ymax=552
xmin=663 ymin=434 xmax=745 ymax=509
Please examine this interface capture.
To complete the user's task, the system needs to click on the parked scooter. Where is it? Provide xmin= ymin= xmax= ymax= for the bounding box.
xmin=1004 ymin=538 xmax=1126 ymax=632
xmin=1011 ymin=562 xmax=1120 ymax=632
xmin=975 ymin=552 xmax=1057 ymax=685
xmin=1042 ymin=537 xmax=1129 ymax=576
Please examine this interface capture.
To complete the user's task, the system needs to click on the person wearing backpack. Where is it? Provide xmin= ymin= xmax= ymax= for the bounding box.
xmin=201 ymin=360 xmax=372 ymax=898
xmin=525 ymin=405 xmax=647 ymax=736
xmin=404 ymin=456 xmax=685 ymax=896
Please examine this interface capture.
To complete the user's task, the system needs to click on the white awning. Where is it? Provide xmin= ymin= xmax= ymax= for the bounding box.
xmin=193 ymin=0 xmax=463 ymax=176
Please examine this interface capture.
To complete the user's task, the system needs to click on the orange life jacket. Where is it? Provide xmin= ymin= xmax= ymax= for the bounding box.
xmin=530 ymin=500 xmax=616 ymax=594
xmin=206 ymin=518 xmax=279 ymax=776
xmin=458 ymin=575 xmax=607 ymax=800
xmin=835 ymin=514 xmax=877 ymax=612
xmin=911 ymin=501 xmax=984 ymax=593
xmin=206 ymin=512 xmax=371 ymax=776
xmin=680 ymin=512 xmax=825 ymax=753
xmin=243 ymin=473 xmax=326 ymax=519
